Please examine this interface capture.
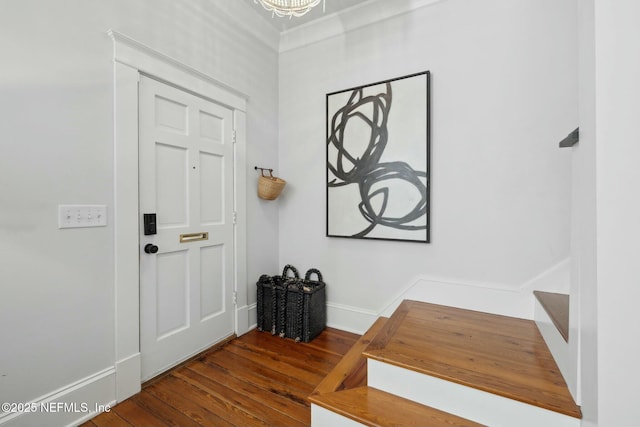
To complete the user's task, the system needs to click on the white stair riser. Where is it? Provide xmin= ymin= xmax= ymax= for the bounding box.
xmin=367 ymin=359 xmax=580 ymax=427
xmin=311 ymin=404 xmax=365 ymax=427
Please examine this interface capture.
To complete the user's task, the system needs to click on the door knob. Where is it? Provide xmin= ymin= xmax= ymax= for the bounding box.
xmin=144 ymin=244 xmax=159 ymax=254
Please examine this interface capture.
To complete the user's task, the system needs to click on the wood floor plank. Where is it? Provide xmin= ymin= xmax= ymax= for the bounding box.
xmin=231 ymin=337 xmax=339 ymax=378
xmin=223 ymin=339 xmax=326 ymax=386
xmin=201 ymin=347 xmax=314 ymax=402
xmin=162 ymin=375 xmax=268 ymax=426
xmin=177 ymin=366 xmax=306 ymax=426
xmin=130 ymin=392 xmax=202 ymax=427
xmin=110 ymin=399 xmax=169 ymax=427
xmin=89 ymin=410 xmax=132 ymax=427
xmin=238 ymin=330 xmax=343 ymax=372
xmin=145 ymin=378 xmax=235 ymax=426
xmin=85 ymin=327 xmax=354 ymax=427
xmin=298 ymin=327 xmax=359 ymax=356
xmin=187 ymin=361 xmax=310 ymax=424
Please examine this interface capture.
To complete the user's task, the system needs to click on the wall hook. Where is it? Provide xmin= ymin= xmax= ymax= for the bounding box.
xmin=254 ymin=166 xmax=274 ymax=177
xmin=559 ymin=128 xmax=579 ymax=148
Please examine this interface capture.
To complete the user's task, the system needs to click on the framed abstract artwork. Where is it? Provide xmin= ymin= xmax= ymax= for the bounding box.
xmin=326 ymin=71 xmax=430 ymax=243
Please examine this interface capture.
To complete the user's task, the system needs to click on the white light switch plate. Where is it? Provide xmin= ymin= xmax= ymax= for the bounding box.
xmin=58 ymin=205 xmax=107 ymax=228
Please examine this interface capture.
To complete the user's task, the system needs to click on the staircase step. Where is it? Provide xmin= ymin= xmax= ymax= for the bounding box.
xmin=311 ymin=386 xmax=483 ymax=427
xmin=534 ymin=291 xmax=569 ymax=341
xmin=311 ymin=317 xmax=387 ymax=397
xmin=363 ymin=300 xmax=581 ymax=420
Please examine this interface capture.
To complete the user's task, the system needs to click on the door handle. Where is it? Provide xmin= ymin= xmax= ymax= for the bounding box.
xmin=144 ymin=244 xmax=159 ymax=254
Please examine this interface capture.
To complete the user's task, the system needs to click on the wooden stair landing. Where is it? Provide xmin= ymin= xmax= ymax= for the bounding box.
xmin=363 ymin=300 xmax=581 ymax=419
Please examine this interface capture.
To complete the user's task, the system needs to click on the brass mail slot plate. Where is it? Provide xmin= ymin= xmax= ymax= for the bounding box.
xmin=179 ymin=232 xmax=209 ymax=243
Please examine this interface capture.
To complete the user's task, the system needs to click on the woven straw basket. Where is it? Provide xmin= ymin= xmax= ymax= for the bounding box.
xmin=258 ymin=170 xmax=286 ymax=200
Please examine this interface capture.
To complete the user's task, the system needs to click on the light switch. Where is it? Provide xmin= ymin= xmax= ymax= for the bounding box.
xmin=58 ymin=205 xmax=107 ymax=229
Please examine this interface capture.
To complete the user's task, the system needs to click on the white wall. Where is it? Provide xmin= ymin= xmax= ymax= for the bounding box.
xmin=574 ymin=1 xmax=640 ymax=425
xmin=278 ymin=0 xmax=576 ymax=324
xmin=0 ymin=0 xmax=279 ymax=418
xmin=594 ymin=0 xmax=640 ymax=425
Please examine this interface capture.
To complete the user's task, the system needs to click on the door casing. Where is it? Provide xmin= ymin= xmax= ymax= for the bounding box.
xmin=110 ymin=30 xmax=248 ymax=403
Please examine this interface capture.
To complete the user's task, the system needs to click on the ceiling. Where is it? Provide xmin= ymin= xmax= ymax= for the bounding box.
xmin=244 ymin=0 xmax=370 ymax=32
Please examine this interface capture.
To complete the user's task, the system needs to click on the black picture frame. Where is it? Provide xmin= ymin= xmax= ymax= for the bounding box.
xmin=326 ymin=71 xmax=430 ymax=243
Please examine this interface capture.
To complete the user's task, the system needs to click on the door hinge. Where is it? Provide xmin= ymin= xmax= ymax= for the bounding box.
xmin=233 ymin=291 xmax=237 ymax=305
xmin=233 ymin=211 xmax=237 ymax=225
xmin=232 ymin=130 xmax=237 ymax=144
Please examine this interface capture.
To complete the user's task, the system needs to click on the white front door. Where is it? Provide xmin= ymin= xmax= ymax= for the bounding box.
xmin=138 ymin=75 xmax=235 ymax=381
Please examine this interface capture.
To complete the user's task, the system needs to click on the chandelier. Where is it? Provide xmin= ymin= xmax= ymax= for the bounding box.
xmin=254 ymin=0 xmax=325 ymax=18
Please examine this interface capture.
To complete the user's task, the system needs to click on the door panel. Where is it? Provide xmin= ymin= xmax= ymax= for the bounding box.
xmin=199 ymin=110 xmax=224 ymax=142
xmin=155 ymin=143 xmax=188 ymax=227
xmin=200 ymin=244 xmax=225 ymax=319
xmin=156 ymin=250 xmax=189 ymax=337
xmin=139 ymin=75 xmax=235 ymax=381
xmin=154 ymin=95 xmax=188 ymax=134
xmin=199 ymin=152 xmax=224 ymax=224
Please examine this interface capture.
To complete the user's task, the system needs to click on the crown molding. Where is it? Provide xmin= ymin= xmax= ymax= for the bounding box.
xmin=279 ymin=0 xmax=446 ymax=53
xmin=108 ymin=30 xmax=248 ymax=105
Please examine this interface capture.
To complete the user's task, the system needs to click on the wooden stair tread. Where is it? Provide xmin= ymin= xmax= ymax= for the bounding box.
xmin=534 ymin=290 xmax=569 ymax=341
xmin=363 ymin=300 xmax=582 ymax=419
xmin=311 ymin=386 xmax=484 ymax=427
xmin=311 ymin=317 xmax=387 ymax=397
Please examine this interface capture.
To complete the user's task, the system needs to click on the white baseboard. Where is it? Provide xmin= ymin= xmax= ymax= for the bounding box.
xmin=243 ymin=303 xmax=257 ymax=335
xmin=327 ymin=302 xmax=378 ymax=335
xmin=324 ymin=260 xmax=571 ymax=335
xmin=252 ymin=260 xmax=570 ymax=339
xmin=236 ymin=304 xmax=253 ymax=336
xmin=0 ymin=368 xmax=116 ymax=427
xmin=115 ymin=353 xmax=141 ymax=403
xmin=380 ymin=277 xmax=533 ymax=320
xmin=378 ymin=259 xmax=571 ymax=321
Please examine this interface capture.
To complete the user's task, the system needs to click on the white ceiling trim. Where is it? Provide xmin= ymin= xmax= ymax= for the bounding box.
xmin=279 ymin=0 xmax=446 ymax=53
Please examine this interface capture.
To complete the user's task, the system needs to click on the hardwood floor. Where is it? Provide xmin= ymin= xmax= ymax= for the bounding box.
xmin=81 ymin=328 xmax=359 ymax=427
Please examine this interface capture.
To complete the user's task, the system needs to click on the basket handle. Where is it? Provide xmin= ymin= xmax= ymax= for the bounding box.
xmin=305 ymin=268 xmax=323 ymax=282
xmin=261 ymin=168 xmax=274 ymax=178
xmin=258 ymin=274 xmax=273 ymax=285
xmin=282 ymin=264 xmax=300 ymax=279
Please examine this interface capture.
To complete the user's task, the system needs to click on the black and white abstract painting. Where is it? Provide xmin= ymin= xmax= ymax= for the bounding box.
xmin=326 ymin=71 xmax=430 ymax=243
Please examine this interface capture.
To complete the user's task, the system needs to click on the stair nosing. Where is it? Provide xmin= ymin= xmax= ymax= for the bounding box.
xmin=312 ymin=386 xmax=485 ymax=427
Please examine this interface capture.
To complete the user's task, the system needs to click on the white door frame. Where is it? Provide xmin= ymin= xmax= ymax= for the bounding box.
xmin=109 ymin=30 xmax=248 ymax=403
